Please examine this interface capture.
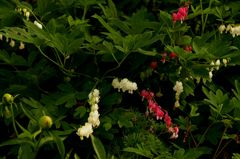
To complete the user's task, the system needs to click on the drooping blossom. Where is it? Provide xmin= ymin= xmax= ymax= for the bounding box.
xmin=112 ymin=78 xmax=138 ymax=94
xmin=160 ymin=52 xmax=168 ymax=63
xmin=173 ymin=81 xmax=184 ymax=108
xmin=140 ymin=90 xmax=154 ymax=101
xmin=76 ymin=89 xmax=101 ymax=140
xmin=140 ymin=89 xmax=179 ymax=139
xmin=172 ymin=7 xmax=188 ymax=24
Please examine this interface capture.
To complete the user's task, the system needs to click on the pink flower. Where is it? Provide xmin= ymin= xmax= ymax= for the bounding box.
xmin=172 ymin=7 xmax=188 ymax=23
xmin=155 ymin=106 xmax=165 ymax=120
xmin=164 ymin=113 xmax=172 ymax=128
xmin=169 ymin=126 xmax=179 ymax=139
xmin=140 ymin=90 xmax=154 ymax=100
xmin=148 ymin=100 xmax=158 ymax=112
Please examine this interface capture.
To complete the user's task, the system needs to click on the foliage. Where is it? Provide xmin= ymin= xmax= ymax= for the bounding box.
xmin=0 ymin=0 xmax=240 ymax=158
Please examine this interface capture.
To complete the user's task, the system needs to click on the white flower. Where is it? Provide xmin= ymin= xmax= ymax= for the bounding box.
xmin=76 ymin=123 xmax=93 ymax=140
xmin=9 ymin=39 xmax=15 ymax=47
xmin=218 ymin=24 xmax=226 ymax=34
xmin=88 ymin=111 xmax=100 ymax=127
xmin=88 ymin=89 xmax=100 ymax=105
xmin=215 ymin=59 xmax=220 ymax=70
xmin=77 ymin=89 xmax=101 ymax=140
xmin=34 ymin=21 xmax=43 ymax=29
xmin=112 ymin=78 xmax=138 ymax=94
xmin=19 ymin=42 xmax=25 ymax=50
xmin=25 ymin=11 xmax=30 ymax=20
xmin=226 ymin=24 xmax=232 ymax=33
xmin=174 ymin=101 xmax=180 ymax=108
xmin=215 ymin=59 xmax=220 ymax=66
xmin=173 ymin=81 xmax=183 ymax=108
xmin=229 ymin=25 xmax=240 ymax=37
xmin=173 ymin=81 xmax=183 ymax=94
xmin=91 ymin=104 xmax=99 ymax=111
xmin=209 ymin=71 xmax=213 ymax=79
xmin=222 ymin=59 xmax=228 ymax=67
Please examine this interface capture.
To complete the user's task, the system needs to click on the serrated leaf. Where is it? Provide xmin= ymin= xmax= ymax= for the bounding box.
xmin=123 ymin=147 xmax=154 ymax=158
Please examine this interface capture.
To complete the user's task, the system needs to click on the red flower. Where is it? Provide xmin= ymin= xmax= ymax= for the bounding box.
xmin=140 ymin=90 xmax=154 ymax=100
xmin=148 ymin=100 xmax=158 ymax=112
xmin=184 ymin=45 xmax=192 ymax=52
xmin=172 ymin=7 xmax=188 ymax=23
xmin=160 ymin=52 xmax=168 ymax=63
xmin=155 ymin=106 xmax=165 ymax=120
xmin=150 ymin=61 xmax=158 ymax=69
xmin=169 ymin=52 xmax=177 ymax=59
xmin=164 ymin=113 xmax=172 ymax=128
xmin=169 ymin=126 xmax=179 ymax=139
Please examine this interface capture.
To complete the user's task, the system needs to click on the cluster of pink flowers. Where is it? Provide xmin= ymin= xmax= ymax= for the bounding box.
xmin=172 ymin=6 xmax=188 ymax=24
xmin=140 ymin=90 xmax=179 ymax=139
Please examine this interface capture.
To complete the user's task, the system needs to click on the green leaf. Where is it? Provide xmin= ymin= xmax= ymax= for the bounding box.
xmin=137 ymin=48 xmax=157 ymax=56
xmin=159 ymin=10 xmax=172 ymax=26
xmin=0 ymin=138 xmax=34 ymax=147
xmin=123 ymin=147 xmax=154 ymax=158
xmin=190 ymin=104 xmax=200 ymax=117
xmin=55 ymin=93 xmax=76 ymax=106
xmin=176 ymin=35 xmax=192 ymax=46
xmin=102 ymin=93 xmax=122 ymax=106
xmin=91 ymin=135 xmax=106 ymax=159
xmin=18 ymin=144 xmax=36 ymax=159
xmin=53 ymin=134 xmax=65 ymax=159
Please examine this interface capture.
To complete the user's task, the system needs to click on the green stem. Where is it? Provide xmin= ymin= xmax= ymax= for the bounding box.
xmin=82 ymin=6 xmax=88 ymax=20
xmin=196 ymin=121 xmax=220 ymax=148
xmin=10 ymin=104 xmax=18 ymax=136
xmin=37 ymin=46 xmax=94 ymax=79
xmin=213 ymin=126 xmax=228 ymax=159
xmin=200 ymin=0 xmax=213 ymax=35
xmin=101 ymin=52 xmax=130 ymax=79
xmin=200 ymin=0 xmax=204 ymax=35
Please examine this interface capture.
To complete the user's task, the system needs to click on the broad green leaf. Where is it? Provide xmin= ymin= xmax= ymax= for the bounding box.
xmin=53 ymin=134 xmax=65 ymax=159
xmin=0 ymin=138 xmax=34 ymax=147
xmin=18 ymin=144 xmax=36 ymax=159
xmin=91 ymin=135 xmax=106 ymax=159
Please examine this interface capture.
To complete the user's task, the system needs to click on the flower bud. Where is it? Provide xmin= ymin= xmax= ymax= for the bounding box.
xmin=25 ymin=11 xmax=30 ymax=20
xmin=39 ymin=115 xmax=53 ymax=129
xmin=2 ymin=93 xmax=14 ymax=104
xmin=9 ymin=39 xmax=15 ymax=47
xmin=19 ymin=42 xmax=25 ymax=50
xmin=34 ymin=21 xmax=43 ymax=29
xmin=222 ymin=59 xmax=228 ymax=67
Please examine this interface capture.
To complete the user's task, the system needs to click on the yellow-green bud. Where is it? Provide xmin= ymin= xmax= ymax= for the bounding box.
xmin=39 ymin=115 xmax=53 ymax=129
xmin=2 ymin=93 xmax=14 ymax=104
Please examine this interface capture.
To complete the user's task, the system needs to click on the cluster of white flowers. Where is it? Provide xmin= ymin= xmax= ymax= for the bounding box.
xmin=173 ymin=81 xmax=184 ymax=108
xmin=218 ymin=24 xmax=240 ymax=37
xmin=112 ymin=78 xmax=138 ymax=94
xmin=76 ymin=89 xmax=100 ymax=140
xmin=0 ymin=33 xmax=25 ymax=50
xmin=208 ymin=59 xmax=229 ymax=79
xmin=16 ymin=6 xmax=43 ymax=29
xmin=16 ymin=7 xmax=31 ymax=21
